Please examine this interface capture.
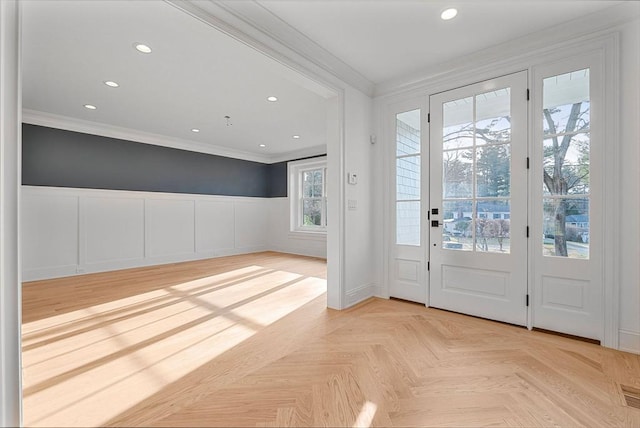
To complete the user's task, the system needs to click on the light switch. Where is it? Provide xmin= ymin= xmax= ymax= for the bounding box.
xmin=348 ymin=173 xmax=358 ymax=185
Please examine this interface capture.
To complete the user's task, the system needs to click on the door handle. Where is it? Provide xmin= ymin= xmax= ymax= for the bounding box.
xmin=431 ymin=220 xmax=442 ymax=227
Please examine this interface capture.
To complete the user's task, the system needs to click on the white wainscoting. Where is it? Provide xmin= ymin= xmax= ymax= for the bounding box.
xmin=22 ymin=186 xmax=272 ymax=281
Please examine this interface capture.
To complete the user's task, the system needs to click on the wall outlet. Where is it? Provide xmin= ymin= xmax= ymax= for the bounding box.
xmin=348 ymin=199 xmax=357 ymax=210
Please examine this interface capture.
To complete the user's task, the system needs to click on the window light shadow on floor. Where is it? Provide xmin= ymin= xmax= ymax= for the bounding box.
xmin=22 ymin=256 xmax=327 ymax=427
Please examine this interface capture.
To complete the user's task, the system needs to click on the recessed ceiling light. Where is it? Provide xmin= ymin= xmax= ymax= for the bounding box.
xmin=441 ymin=8 xmax=458 ymax=20
xmin=266 ymin=96 xmax=278 ymax=102
xmin=134 ymin=43 xmax=152 ymax=54
xmin=292 ymin=135 xmax=300 ymax=139
xmin=104 ymin=80 xmax=119 ymax=88
xmin=259 ymin=144 xmax=266 ymax=148
xmin=83 ymin=104 xmax=97 ymax=110
xmin=191 ymin=128 xmax=200 ymax=133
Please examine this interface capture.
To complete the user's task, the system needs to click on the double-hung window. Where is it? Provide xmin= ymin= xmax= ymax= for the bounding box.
xmin=288 ymin=157 xmax=327 ymax=233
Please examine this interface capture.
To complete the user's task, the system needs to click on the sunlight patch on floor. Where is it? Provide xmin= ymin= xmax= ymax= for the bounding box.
xmin=353 ymin=401 xmax=378 ymax=428
xmin=22 ymin=265 xmax=327 ymax=427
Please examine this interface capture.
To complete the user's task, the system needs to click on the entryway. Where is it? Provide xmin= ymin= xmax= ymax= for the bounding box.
xmin=389 ymin=63 xmax=604 ymax=341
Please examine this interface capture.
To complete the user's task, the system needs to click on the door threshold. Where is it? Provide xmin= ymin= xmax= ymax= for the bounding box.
xmin=532 ymin=327 xmax=600 ymax=345
xmin=427 ymin=306 xmax=527 ymax=329
xmin=390 ymin=296 xmax=426 ymax=306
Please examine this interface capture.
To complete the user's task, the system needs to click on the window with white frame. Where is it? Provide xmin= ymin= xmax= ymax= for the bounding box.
xmin=288 ymin=157 xmax=327 ymax=233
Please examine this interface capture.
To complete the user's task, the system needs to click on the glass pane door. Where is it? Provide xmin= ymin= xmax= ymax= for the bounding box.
xmin=429 ymin=71 xmax=528 ymax=326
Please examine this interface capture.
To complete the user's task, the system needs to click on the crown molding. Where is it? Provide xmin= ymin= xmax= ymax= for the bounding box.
xmin=375 ymin=2 xmax=640 ymax=98
xmin=268 ymin=145 xmax=326 ymax=164
xmin=22 ymin=109 xmax=278 ymax=164
xmin=169 ymin=0 xmax=373 ymax=97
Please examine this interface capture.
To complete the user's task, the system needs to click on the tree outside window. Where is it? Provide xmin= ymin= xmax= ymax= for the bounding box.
xmin=288 ymin=157 xmax=327 ymax=233
xmin=301 ymin=168 xmax=326 ymax=227
xmin=542 ymin=68 xmax=590 ymax=259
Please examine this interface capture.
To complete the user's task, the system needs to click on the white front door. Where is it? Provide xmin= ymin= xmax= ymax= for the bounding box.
xmin=388 ymin=101 xmax=427 ymax=303
xmin=429 ymin=72 xmax=529 ymax=325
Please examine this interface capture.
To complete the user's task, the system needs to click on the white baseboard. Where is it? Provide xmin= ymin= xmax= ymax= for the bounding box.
xmin=23 ymin=246 xmax=269 ymax=282
xmin=373 ymin=284 xmax=389 ymax=299
xmin=23 ymin=264 xmax=79 ymax=282
xmin=619 ymin=330 xmax=640 ymax=354
xmin=345 ymin=283 xmax=377 ymax=307
xmin=268 ymin=244 xmax=326 ymax=260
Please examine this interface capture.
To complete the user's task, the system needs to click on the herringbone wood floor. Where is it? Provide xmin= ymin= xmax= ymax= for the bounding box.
xmin=22 ymin=252 xmax=640 ymax=427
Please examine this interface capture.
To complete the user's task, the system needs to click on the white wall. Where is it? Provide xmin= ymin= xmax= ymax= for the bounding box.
xmin=343 ymin=87 xmax=376 ymax=306
xmin=22 ymin=186 xmax=270 ymax=281
xmin=617 ymin=18 xmax=640 ymax=353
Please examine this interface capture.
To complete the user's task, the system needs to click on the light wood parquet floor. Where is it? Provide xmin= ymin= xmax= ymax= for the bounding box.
xmin=22 ymin=251 xmax=640 ymax=427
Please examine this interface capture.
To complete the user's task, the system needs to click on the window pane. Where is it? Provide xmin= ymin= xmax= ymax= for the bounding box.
xmin=396 ymin=109 xmax=421 ymax=247
xmin=443 ymin=149 xmax=473 ymax=198
xmin=396 ymin=156 xmax=420 ymax=200
xmin=476 ymin=88 xmax=511 ymax=146
xmin=475 ymin=200 xmax=511 ymax=253
xmin=543 ymin=68 xmax=591 ymax=259
xmin=442 ymin=200 xmax=473 ymax=251
xmin=543 ymin=198 xmax=589 ymax=259
xmin=477 ymin=144 xmax=511 ymax=197
xmin=303 ymin=171 xmax=313 ymax=197
xmin=543 ymin=69 xmax=590 ymax=135
xmin=396 ymin=110 xmax=420 ymax=156
xmin=303 ymin=169 xmax=324 ymax=198
xmin=303 ymin=199 xmax=323 ymax=226
xmin=396 ymin=201 xmax=420 ymax=246
xmin=291 ymin=160 xmax=326 ymax=233
xmin=443 ymin=97 xmax=474 ymax=150
xmin=543 ymin=133 xmax=589 ymax=195
xmin=543 ymin=102 xmax=590 ymax=136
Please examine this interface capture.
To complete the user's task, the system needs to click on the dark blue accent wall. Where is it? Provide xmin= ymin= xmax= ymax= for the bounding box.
xmin=22 ymin=124 xmax=299 ymax=197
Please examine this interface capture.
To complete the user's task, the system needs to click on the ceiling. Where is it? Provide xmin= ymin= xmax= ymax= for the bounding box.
xmin=256 ymin=0 xmax=623 ymax=85
xmin=21 ymin=0 xmax=331 ymax=162
xmin=21 ymin=0 xmax=625 ymax=162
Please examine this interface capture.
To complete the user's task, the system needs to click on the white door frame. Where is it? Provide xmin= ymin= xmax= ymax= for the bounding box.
xmin=0 ymin=0 xmax=23 ymax=425
xmin=3 ymin=0 xmax=353 ymax=422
